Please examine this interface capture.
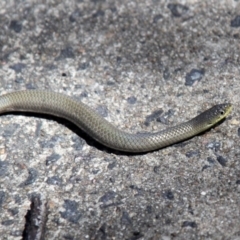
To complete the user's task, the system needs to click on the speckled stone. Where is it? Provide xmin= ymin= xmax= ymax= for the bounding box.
xmin=0 ymin=0 xmax=239 ymax=239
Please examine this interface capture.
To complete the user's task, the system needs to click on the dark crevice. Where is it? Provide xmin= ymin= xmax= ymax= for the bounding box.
xmin=22 ymin=195 xmax=48 ymax=240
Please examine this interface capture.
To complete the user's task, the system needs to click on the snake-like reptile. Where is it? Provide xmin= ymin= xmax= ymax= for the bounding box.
xmin=0 ymin=90 xmax=232 ymax=152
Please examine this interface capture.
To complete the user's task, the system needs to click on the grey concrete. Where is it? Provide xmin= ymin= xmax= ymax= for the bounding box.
xmin=0 ymin=0 xmax=240 ymax=239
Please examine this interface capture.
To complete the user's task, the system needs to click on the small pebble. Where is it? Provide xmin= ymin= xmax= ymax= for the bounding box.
xmin=182 ymin=221 xmax=197 ymax=228
xmin=96 ymin=105 xmax=108 ymax=117
xmin=185 ymin=69 xmax=205 ymax=86
xmin=185 ymin=150 xmax=200 ymax=158
xmin=163 ymin=190 xmax=174 ymax=200
xmin=167 ymin=3 xmax=189 ymax=17
xmin=46 ymin=176 xmax=63 ymax=186
xmin=144 ymin=109 xmax=163 ymax=126
xmin=216 ymin=156 xmax=227 ymax=167
xmin=206 ymin=141 xmax=220 ymax=151
xmin=237 ymin=128 xmax=240 ymax=137
xmin=56 ymin=46 xmax=75 ymax=60
xmin=230 ymin=15 xmax=240 ymax=28
xmin=9 ymin=20 xmax=22 ymax=33
xmin=127 ymin=96 xmax=137 ymax=104
xmin=46 ymin=153 xmax=61 ymax=166
xmin=9 ymin=63 xmax=26 ymax=73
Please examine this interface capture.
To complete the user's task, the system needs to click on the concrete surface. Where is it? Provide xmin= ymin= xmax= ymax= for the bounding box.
xmin=0 ymin=0 xmax=240 ymax=239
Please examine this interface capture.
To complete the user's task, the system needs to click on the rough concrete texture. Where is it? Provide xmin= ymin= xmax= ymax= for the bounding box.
xmin=0 ymin=0 xmax=240 ymax=239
